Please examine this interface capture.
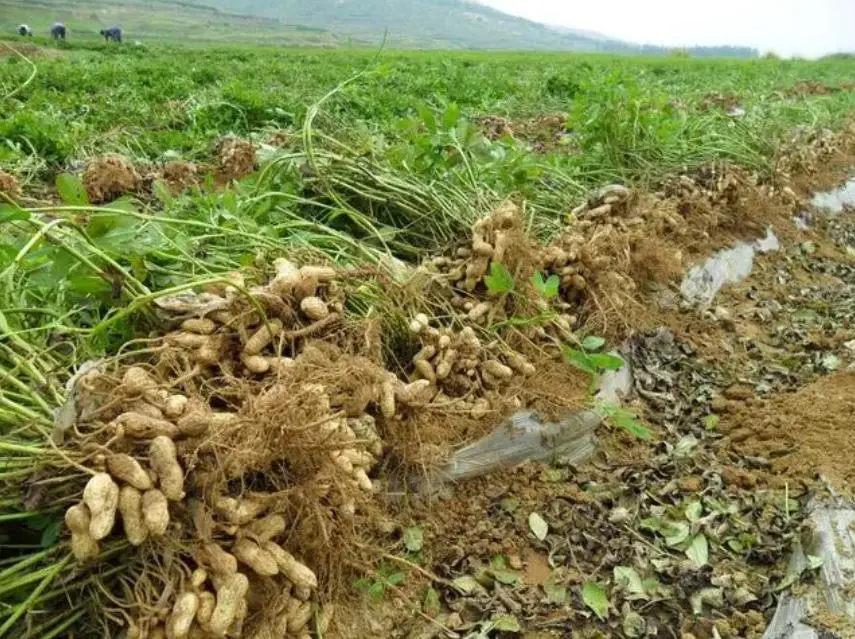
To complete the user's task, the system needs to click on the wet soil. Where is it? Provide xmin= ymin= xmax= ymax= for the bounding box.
xmin=720 ymin=371 xmax=855 ymax=497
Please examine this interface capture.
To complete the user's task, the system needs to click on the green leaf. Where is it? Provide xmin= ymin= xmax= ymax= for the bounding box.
xmin=606 ymin=407 xmax=652 ymax=440
xmin=587 ymin=353 xmax=625 ymax=371
xmin=613 ymin=566 xmax=646 ymax=598
xmin=354 ymin=576 xmax=372 ymax=593
xmin=492 ymin=614 xmax=521 ymax=632
xmin=642 ymin=517 xmax=692 ymax=547
xmin=483 ymin=262 xmax=515 ymax=293
xmin=151 ymin=179 xmax=173 ymax=204
xmin=221 ymin=189 xmax=238 ymax=214
xmin=704 ymin=414 xmax=720 ymax=431
xmin=417 ymin=104 xmax=437 ymax=134
xmin=68 ymin=275 xmax=112 ymax=295
xmin=532 ymin=272 xmax=560 ymax=299
xmin=369 ymin=580 xmax=385 ymax=602
xmin=56 ymin=173 xmax=90 ymax=206
xmin=529 ymin=512 xmax=549 ymax=541
xmin=87 ymin=212 xmax=136 ymax=240
xmin=403 ymin=526 xmax=423 ymax=553
xmin=40 ymin=519 xmax=61 ymax=548
xmin=543 ymin=577 xmax=568 ymax=604
xmin=104 ymin=196 xmax=138 ymax=215
xmin=0 ymin=204 xmax=29 ymax=223
xmin=385 ymin=571 xmax=406 ymax=587
xmin=807 ymin=555 xmax=824 ymax=570
xmin=727 ymin=539 xmax=744 ymax=553
xmin=423 ymin=587 xmax=441 ymax=617
xmin=581 ymin=335 xmax=606 ymax=351
xmin=685 ymin=501 xmax=703 ymax=523
xmin=500 ymin=497 xmax=520 ymax=513
xmin=442 ymin=103 xmax=461 ymax=130
xmin=686 ymin=534 xmax=709 ymax=567
xmin=581 ymin=582 xmax=609 ymax=620
xmin=663 ymin=521 xmax=691 ymax=546
xmin=563 ymin=346 xmax=598 ymax=375
xmin=491 ymin=569 xmax=519 ymax=585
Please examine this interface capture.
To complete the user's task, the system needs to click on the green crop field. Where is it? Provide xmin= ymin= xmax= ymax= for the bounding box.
xmin=3 ymin=41 xmax=854 ymax=206
xmin=1 ymin=37 xmax=855 ymax=638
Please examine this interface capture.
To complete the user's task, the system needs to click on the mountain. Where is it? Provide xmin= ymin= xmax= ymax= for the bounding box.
xmin=547 ymin=25 xmax=616 ymax=43
xmin=165 ymin=0 xmax=624 ymax=50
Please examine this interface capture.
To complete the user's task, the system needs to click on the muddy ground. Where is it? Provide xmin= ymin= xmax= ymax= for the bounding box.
xmin=332 ymin=145 xmax=855 ymax=638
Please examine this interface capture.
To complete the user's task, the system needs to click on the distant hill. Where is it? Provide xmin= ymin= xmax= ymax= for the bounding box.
xmin=161 ymin=0 xmax=626 ymax=50
xmin=4 ymin=0 xmax=759 ymax=53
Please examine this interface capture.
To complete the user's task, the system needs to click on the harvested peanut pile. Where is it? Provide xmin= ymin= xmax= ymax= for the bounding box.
xmin=216 ymin=136 xmax=257 ymax=181
xmin=160 ymin=160 xmax=201 ymax=194
xmin=0 ymin=169 xmax=22 ymax=201
xmin=53 ymin=210 xmax=578 ymax=637
xmin=83 ymin=154 xmax=141 ymax=203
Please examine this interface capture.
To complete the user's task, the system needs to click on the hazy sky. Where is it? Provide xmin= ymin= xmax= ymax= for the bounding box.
xmin=479 ymin=0 xmax=855 ymax=57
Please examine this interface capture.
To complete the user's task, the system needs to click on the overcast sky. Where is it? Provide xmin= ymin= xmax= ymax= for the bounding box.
xmin=479 ymin=0 xmax=855 ymax=58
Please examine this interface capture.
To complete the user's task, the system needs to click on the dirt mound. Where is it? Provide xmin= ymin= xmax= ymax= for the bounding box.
xmin=265 ymin=130 xmax=293 ymax=148
xmin=0 ymin=40 xmax=65 ymax=60
xmin=719 ymin=371 xmax=855 ymax=495
xmin=83 ymin=154 xmax=141 ymax=203
xmin=0 ymin=169 xmax=21 ymax=201
xmin=784 ymin=80 xmax=836 ymax=98
xmin=216 ymin=136 xmax=257 ymax=182
xmin=153 ymin=159 xmax=201 ymax=195
xmin=477 ymin=113 xmax=572 ymax=152
xmin=699 ymin=91 xmax=743 ymax=112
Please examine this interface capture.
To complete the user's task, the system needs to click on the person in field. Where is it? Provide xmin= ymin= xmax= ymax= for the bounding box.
xmin=17 ymin=24 xmax=32 ymax=37
xmin=100 ymin=26 xmax=122 ymax=43
xmin=51 ymin=23 xmax=66 ymax=40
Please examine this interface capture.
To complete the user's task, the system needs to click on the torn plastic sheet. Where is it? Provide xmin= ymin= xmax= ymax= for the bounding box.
xmin=763 ymin=495 xmax=855 ymax=638
xmin=810 ymin=178 xmax=855 ymax=215
xmin=680 ymin=229 xmax=780 ymax=306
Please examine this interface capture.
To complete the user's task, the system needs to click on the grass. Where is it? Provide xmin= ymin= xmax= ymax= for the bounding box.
xmin=0 ymin=0 xmax=343 ymax=46
xmin=0 ymin=37 xmax=854 ymax=637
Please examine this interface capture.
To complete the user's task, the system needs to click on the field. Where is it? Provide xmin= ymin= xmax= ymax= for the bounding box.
xmin=2 ymin=37 xmax=855 ymax=639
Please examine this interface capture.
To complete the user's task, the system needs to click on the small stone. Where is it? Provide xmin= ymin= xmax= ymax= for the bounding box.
xmin=723 ymin=385 xmax=754 ymax=401
xmin=679 ymin=476 xmax=703 ymax=492
xmin=721 ymin=466 xmax=757 ymax=489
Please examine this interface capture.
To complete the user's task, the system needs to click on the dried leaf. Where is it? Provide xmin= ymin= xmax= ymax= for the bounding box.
xmin=452 ymin=575 xmax=483 ymax=594
xmin=544 ymin=574 xmax=568 ymax=604
xmin=403 ymin=526 xmax=423 ymax=552
xmin=529 ymin=512 xmax=549 ymax=541
xmin=613 ymin=566 xmax=646 ymax=598
xmin=623 ymin=611 xmax=646 ymax=637
xmin=492 ymin=614 xmax=521 ymax=632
